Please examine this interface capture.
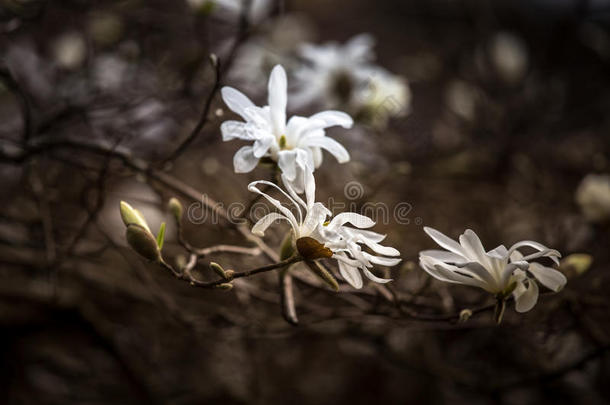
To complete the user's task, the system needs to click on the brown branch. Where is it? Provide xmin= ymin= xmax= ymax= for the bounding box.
xmin=158 ymin=56 xmax=222 ymax=166
xmin=0 ymin=64 xmax=33 ymax=142
xmin=161 ymin=254 xmax=303 ymax=288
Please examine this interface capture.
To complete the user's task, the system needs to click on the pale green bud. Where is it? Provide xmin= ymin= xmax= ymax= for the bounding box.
xmin=120 ymin=201 xmax=150 ymax=232
xmin=168 ymin=197 xmax=183 ymax=224
xmin=126 ymin=224 xmax=161 ymax=262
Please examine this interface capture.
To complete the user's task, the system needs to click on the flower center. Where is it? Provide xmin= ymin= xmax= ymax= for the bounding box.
xmin=279 ymin=135 xmax=288 ymax=150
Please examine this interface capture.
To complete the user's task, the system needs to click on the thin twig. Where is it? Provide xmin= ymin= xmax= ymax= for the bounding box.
xmin=161 ymin=254 xmax=303 ymax=288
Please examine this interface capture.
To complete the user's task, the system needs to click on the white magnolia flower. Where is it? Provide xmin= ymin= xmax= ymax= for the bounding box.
xmin=575 ymin=174 xmax=610 ymax=223
xmin=419 ymin=227 xmax=566 ymax=313
xmin=292 ymin=34 xmax=410 ymax=127
xmin=248 ymin=172 xmax=401 ymax=289
xmin=187 ymin=0 xmax=271 ymax=23
xmin=221 ymin=65 xmax=353 ymax=192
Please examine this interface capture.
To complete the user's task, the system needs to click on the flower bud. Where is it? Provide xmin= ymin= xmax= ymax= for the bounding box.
xmin=296 ymin=237 xmax=333 ymax=260
xmin=209 ymin=53 xmax=218 ymax=68
xmin=215 ymin=283 xmax=233 ymax=290
xmin=305 ymin=261 xmax=339 ymax=292
xmin=168 ymin=197 xmax=183 ymax=224
xmin=459 ymin=309 xmax=472 ymax=322
xmin=210 ymin=262 xmax=228 ymax=279
xmin=560 ymin=253 xmax=593 ymax=277
xmin=126 ymin=224 xmax=161 ymax=262
xmin=120 ymin=201 xmax=150 ymax=232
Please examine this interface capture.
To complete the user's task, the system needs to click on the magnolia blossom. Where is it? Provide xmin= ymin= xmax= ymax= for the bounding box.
xmin=419 ymin=227 xmax=566 ymax=313
xmin=575 ymin=174 xmax=610 ymax=223
xmin=292 ymin=34 xmax=410 ymax=127
xmin=221 ymin=65 xmax=353 ymax=192
xmin=248 ymin=172 xmax=401 ymax=289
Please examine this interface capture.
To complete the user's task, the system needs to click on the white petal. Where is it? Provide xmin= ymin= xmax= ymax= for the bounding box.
xmin=345 ymin=33 xmax=375 ymax=62
xmin=330 ymin=212 xmax=375 ymax=229
xmin=308 ymin=110 xmax=353 ymax=128
xmin=487 ymin=245 xmax=509 ymax=260
xmin=362 ymin=267 xmax=392 ymax=284
xmin=419 ymin=256 xmax=485 ymax=288
xmin=514 ymin=279 xmax=539 ymax=313
xmin=362 ymin=252 xmax=401 ymax=267
xmin=301 ymin=136 xmax=350 ymax=164
xmin=268 ymin=65 xmax=287 ymax=135
xmin=247 ymin=181 xmax=301 ymax=233
xmin=528 ymin=263 xmax=567 ymax=292
xmin=251 ymin=213 xmax=288 ymax=236
xmin=419 ymin=249 xmax=467 ymax=264
xmin=423 ymin=227 xmax=466 ymax=256
xmin=459 ymin=229 xmax=489 ymax=265
xmin=311 ymin=147 xmax=323 ymax=168
xmin=454 ymin=261 xmax=499 ymax=291
xmin=302 ymin=202 xmax=331 ymax=236
xmin=221 ymin=87 xmax=255 ymax=120
xmin=252 ymin=135 xmax=275 ymax=158
xmin=233 ymin=146 xmax=259 ymax=173
xmin=509 ymin=240 xmax=561 ymax=265
xmin=338 ymin=259 xmax=363 ymax=289
xmin=277 ymin=150 xmax=297 ymax=181
xmin=349 ymin=229 xmax=386 ymax=243
xmin=360 ymin=238 xmax=400 ymax=257
xmin=221 ymin=120 xmax=252 ymax=141
xmin=303 ymin=168 xmax=316 ymax=210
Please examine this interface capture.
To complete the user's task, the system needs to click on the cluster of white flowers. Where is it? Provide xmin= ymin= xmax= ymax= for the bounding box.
xmin=293 ymin=34 xmax=411 ymax=127
xmin=221 ymin=65 xmax=401 ymax=288
xmin=219 ymin=61 xmax=567 ymax=315
xmin=220 ymin=27 xmax=410 ymax=129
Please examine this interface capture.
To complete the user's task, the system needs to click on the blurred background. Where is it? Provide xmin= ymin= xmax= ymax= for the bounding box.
xmin=1 ymin=0 xmax=610 ymax=403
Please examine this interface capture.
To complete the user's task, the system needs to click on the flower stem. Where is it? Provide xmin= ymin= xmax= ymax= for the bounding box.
xmin=494 ymin=297 xmax=507 ymax=325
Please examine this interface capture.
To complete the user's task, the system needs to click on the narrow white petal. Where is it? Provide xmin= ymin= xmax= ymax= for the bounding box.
xmin=221 ymin=87 xmax=255 ymax=120
xmin=514 ymin=279 xmax=539 ymax=313
xmin=338 ymin=259 xmax=363 ymax=289
xmin=277 ymin=150 xmax=297 ymax=181
xmin=419 ymin=256 xmax=486 ymax=289
xmin=308 ymin=110 xmax=353 ymax=128
xmin=252 ymin=136 xmax=275 ymax=158
xmin=301 ymin=136 xmax=350 ymax=163
xmin=362 ymin=252 xmax=401 ymax=267
xmin=330 ymin=212 xmax=375 ymax=229
xmin=419 ymin=249 xmax=466 ymax=264
xmin=528 ymin=263 xmax=567 ymax=292
xmin=423 ymin=227 xmax=466 ymax=256
xmin=487 ymin=245 xmax=509 ymax=260
xmin=247 ymin=181 xmax=301 ymax=233
xmin=233 ymin=146 xmax=259 ymax=173
xmin=221 ymin=120 xmax=252 ymax=141
xmin=252 ymin=213 xmax=288 ymax=236
xmin=458 ymin=229 xmax=492 ymax=271
xmin=360 ymin=238 xmax=400 ymax=257
xmin=268 ymin=65 xmax=287 ymax=135
xmin=362 ymin=267 xmax=392 ymax=284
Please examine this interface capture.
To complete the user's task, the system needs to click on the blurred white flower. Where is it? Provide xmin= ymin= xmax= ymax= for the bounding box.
xmin=52 ymin=32 xmax=86 ymax=70
xmin=355 ymin=69 xmax=411 ymax=128
xmin=489 ymin=32 xmax=528 ymax=84
xmin=575 ymin=174 xmax=610 ymax=223
xmin=249 ymin=171 xmax=401 ymax=289
xmin=293 ymin=34 xmax=410 ymax=127
xmin=188 ymin=0 xmax=271 ymax=23
xmin=221 ymin=65 xmax=353 ymax=192
xmin=419 ymin=227 xmax=566 ymax=313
